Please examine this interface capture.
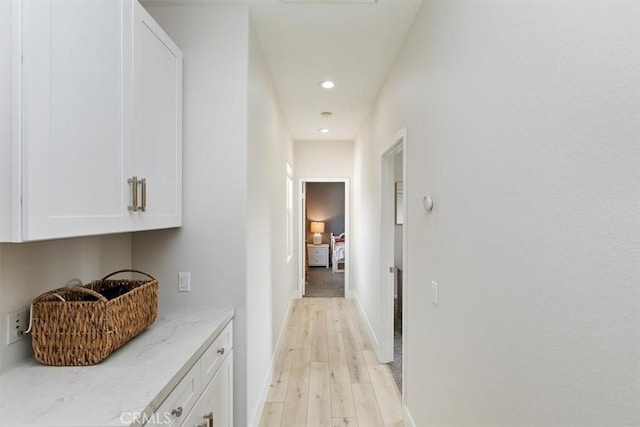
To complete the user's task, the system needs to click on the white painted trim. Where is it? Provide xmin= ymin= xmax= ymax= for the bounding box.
xmin=248 ymin=289 xmax=299 ymax=427
xmin=401 ymin=131 xmax=409 ymax=400
xmin=378 ymin=128 xmax=407 ymax=364
xmin=350 ymin=289 xmax=379 ymax=350
xmin=403 ymin=404 xmax=417 ymax=427
xmin=297 ymin=177 xmax=350 ymax=298
xmin=297 ymin=179 xmax=306 ymax=296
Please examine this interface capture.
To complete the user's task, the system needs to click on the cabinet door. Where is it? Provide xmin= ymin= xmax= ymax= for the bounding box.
xmin=20 ymin=1 xmax=133 ymax=241
xmin=0 ymin=0 xmax=17 ymax=241
xmin=131 ymin=2 xmax=182 ymax=231
xmin=183 ymin=351 xmax=233 ymax=427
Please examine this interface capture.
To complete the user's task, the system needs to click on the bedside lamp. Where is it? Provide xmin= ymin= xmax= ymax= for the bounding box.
xmin=310 ymin=222 xmax=325 ymax=245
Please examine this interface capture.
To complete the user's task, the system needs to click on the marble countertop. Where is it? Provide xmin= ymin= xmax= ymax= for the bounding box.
xmin=0 ymin=306 xmax=234 ymax=427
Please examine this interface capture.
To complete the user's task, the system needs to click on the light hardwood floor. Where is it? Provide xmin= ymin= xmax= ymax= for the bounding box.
xmin=259 ymin=298 xmax=403 ymax=427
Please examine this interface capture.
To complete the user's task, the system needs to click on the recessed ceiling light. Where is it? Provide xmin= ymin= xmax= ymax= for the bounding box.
xmin=319 ymin=80 xmax=335 ymax=89
xmin=319 ymin=128 xmax=330 ymax=133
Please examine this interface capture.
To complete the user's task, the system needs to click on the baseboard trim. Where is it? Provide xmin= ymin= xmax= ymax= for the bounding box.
xmin=403 ymin=403 xmax=417 ymax=427
xmin=350 ymin=290 xmax=379 ymax=349
xmin=248 ymin=289 xmax=299 ymax=427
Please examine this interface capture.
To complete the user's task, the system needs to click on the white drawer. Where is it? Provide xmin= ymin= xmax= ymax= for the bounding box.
xmin=200 ymin=322 xmax=233 ymax=387
xmin=308 ymin=248 xmax=322 ymax=256
xmin=309 ymin=256 xmax=324 ymax=266
xmin=146 ymin=361 xmax=201 ymax=427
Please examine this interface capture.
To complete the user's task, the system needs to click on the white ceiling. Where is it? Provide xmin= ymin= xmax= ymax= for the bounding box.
xmin=250 ymin=0 xmax=422 ymax=140
xmin=142 ymin=0 xmax=422 ymax=141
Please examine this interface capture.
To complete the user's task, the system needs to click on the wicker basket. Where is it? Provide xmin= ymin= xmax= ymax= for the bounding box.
xmin=31 ymin=269 xmax=158 ymax=366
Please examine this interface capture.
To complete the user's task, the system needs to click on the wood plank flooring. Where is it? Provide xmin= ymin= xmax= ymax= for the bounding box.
xmin=260 ymin=298 xmax=402 ymax=427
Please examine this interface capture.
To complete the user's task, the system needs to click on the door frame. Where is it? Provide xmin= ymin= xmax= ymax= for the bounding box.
xmin=298 ymin=178 xmax=350 ymax=298
xmin=378 ymin=128 xmax=407 ymax=383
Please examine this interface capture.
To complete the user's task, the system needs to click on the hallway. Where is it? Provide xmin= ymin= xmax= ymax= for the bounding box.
xmin=259 ymin=298 xmax=402 ymax=427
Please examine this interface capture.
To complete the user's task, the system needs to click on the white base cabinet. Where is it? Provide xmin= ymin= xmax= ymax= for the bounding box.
xmin=308 ymin=244 xmax=329 ymax=267
xmin=0 ymin=0 xmax=182 ymax=242
xmin=183 ymin=353 xmax=233 ymax=427
xmin=146 ymin=322 xmax=233 ymax=427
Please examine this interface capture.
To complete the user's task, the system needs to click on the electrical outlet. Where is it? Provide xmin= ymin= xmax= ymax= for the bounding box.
xmin=6 ymin=308 xmax=29 ymax=345
xmin=178 ymin=272 xmax=191 ymax=292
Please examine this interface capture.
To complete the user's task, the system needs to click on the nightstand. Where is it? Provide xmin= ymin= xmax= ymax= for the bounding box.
xmin=307 ymin=244 xmax=329 ymax=268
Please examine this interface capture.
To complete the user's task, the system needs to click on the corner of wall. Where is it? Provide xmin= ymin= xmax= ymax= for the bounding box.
xmin=403 ymin=404 xmax=417 ymax=427
xmin=247 ymin=288 xmax=299 ymax=427
xmin=349 ymin=289 xmax=379 ymax=353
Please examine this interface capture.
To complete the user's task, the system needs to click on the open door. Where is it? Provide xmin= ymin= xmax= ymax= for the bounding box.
xmin=298 ymin=178 xmax=350 ymax=298
xmin=380 ymin=128 xmax=407 ymax=394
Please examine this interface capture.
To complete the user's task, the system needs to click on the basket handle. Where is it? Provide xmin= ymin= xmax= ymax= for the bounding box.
xmin=99 ymin=269 xmax=157 ymax=282
xmin=32 ymin=286 xmax=108 ymax=303
xmin=64 ymin=287 xmax=109 ymax=302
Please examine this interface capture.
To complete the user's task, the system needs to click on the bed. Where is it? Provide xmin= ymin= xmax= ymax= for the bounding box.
xmin=330 ymin=233 xmax=346 ymax=273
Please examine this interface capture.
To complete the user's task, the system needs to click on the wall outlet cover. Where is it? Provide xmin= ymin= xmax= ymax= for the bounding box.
xmin=178 ymin=272 xmax=191 ymax=292
xmin=431 ymin=281 xmax=438 ymax=306
xmin=6 ymin=308 xmax=29 ymax=345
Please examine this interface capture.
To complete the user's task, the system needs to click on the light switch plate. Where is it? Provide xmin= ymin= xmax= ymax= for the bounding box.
xmin=178 ymin=272 xmax=191 ymax=292
xmin=431 ymin=281 xmax=438 ymax=306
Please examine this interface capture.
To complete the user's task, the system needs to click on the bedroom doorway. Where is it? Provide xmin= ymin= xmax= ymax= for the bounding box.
xmin=298 ymin=178 xmax=350 ymax=298
xmin=380 ymin=128 xmax=407 ymax=394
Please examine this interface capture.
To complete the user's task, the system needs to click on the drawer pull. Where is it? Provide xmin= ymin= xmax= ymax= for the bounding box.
xmin=128 ymin=176 xmax=139 ymax=211
xmin=204 ymin=411 xmax=214 ymax=427
xmin=171 ymin=406 xmax=183 ymax=417
xmin=217 ymin=348 xmax=225 ymax=355
xmin=140 ymin=178 xmax=147 ymax=212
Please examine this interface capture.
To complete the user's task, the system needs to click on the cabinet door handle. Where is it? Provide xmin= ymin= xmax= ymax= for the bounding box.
xmin=127 ymin=177 xmax=139 ymax=211
xmin=140 ymin=178 xmax=147 ymax=212
xmin=217 ymin=348 xmax=225 ymax=355
xmin=170 ymin=406 xmax=183 ymax=417
xmin=204 ymin=411 xmax=214 ymax=427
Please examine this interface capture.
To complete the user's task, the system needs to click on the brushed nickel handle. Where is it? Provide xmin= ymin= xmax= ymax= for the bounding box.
xmin=127 ymin=176 xmax=139 ymax=211
xmin=217 ymin=348 xmax=225 ymax=355
xmin=140 ymin=178 xmax=147 ymax=212
xmin=204 ymin=411 xmax=214 ymax=427
xmin=171 ymin=406 xmax=183 ymax=417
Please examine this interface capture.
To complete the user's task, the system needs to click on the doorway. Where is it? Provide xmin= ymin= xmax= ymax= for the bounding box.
xmin=380 ymin=129 xmax=407 ymax=394
xmin=298 ymin=178 xmax=350 ymax=298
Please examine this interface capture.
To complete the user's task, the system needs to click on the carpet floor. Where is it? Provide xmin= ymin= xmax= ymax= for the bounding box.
xmin=305 ymin=267 xmax=344 ymax=297
xmin=388 ymin=298 xmax=403 ymax=391
xmin=388 ymin=329 xmax=402 ymax=391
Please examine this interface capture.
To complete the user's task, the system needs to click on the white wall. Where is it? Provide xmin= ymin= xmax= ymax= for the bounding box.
xmin=294 ymin=140 xmax=353 ymax=179
xmin=353 ymin=1 xmax=640 ymax=425
xmin=0 ymin=234 xmax=131 ymax=372
xmin=131 ymin=5 xmax=250 ymax=426
xmin=246 ymin=18 xmax=296 ymax=426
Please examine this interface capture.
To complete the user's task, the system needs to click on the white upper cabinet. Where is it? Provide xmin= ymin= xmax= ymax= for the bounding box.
xmin=131 ymin=2 xmax=182 ymax=231
xmin=20 ymin=0 xmax=133 ymax=240
xmin=0 ymin=0 xmax=182 ymax=242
